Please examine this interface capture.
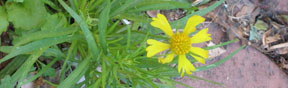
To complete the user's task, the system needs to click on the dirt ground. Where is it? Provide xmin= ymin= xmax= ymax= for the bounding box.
xmin=176 ymin=0 xmax=288 ymax=87
xmin=177 ymin=41 xmax=288 ymax=88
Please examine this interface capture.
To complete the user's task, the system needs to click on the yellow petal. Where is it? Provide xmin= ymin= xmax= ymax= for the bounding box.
xmin=150 ymin=14 xmax=173 ymax=37
xmin=190 ymin=28 xmax=211 ymax=43
xmin=183 ymin=15 xmax=205 ymax=34
xmin=146 ymin=39 xmax=170 ymax=57
xmin=159 ymin=52 xmax=175 ymax=64
xmin=189 ymin=47 xmax=208 ymax=64
xmin=192 ymin=56 xmax=205 ymax=64
xmin=177 ymin=55 xmax=196 ymax=77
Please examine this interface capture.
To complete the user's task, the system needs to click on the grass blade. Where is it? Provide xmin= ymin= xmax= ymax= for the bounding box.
xmin=110 ymin=0 xmax=136 ymax=17
xmin=160 ymin=77 xmax=193 ymax=88
xmin=196 ymin=45 xmax=246 ymax=72
xmin=59 ymin=41 xmax=77 ymax=82
xmin=101 ymin=57 xmax=107 ymax=88
xmin=22 ymin=58 xmax=59 ymax=85
xmin=98 ymin=0 xmax=110 ymax=54
xmin=0 ymin=35 xmax=78 ymax=64
xmin=15 ymin=48 xmax=48 ymax=88
xmin=186 ymin=75 xmax=224 ymax=87
xmin=171 ymin=0 xmax=225 ymax=28
xmin=0 ymin=56 xmax=26 ymax=79
xmin=204 ymin=39 xmax=238 ymax=50
xmin=126 ymin=25 xmax=131 ymax=50
xmin=57 ymin=56 xmax=91 ymax=88
xmin=127 ymin=0 xmax=190 ymax=12
xmin=13 ymin=27 xmax=77 ymax=46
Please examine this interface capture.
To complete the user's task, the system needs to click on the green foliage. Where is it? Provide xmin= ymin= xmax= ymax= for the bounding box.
xmin=0 ymin=56 xmax=26 ymax=78
xmin=0 ymin=6 xmax=9 ymax=35
xmin=0 ymin=75 xmax=13 ymax=88
xmin=126 ymin=0 xmax=191 ymax=12
xmin=22 ymin=58 xmax=59 ymax=85
xmin=0 ymin=35 xmax=79 ymax=64
xmin=58 ymin=0 xmax=99 ymax=59
xmin=0 ymin=0 xmax=240 ymax=88
xmin=98 ymin=0 xmax=110 ymax=54
xmin=41 ymin=13 xmax=67 ymax=31
xmin=6 ymin=0 xmax=47 ymax=30
xmin=7 ymin=0 xmax=24 ymax=2
xmin=14 ymin=48 xmax=47 ymax=88
xmin=40 ymin=62 xmax=57 ymax=77
xmin=58 ymin=56 xmax=90 ymax=88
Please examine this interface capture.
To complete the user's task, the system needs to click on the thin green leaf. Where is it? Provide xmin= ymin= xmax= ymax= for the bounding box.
xmin=57 ymin=56 xmax=91 ymax=88
xmin=160 ymin=77 xmax=193 ymax=88
xmin=22 ymin=58 xmax=59 ymax=85
xmin=196 ymin=45 xmax=246 ymax=72
xmin=10 ymin=0 xmax=24 ymax=2
xmin=107 ymin=20 xmax=119 ymax=34
xmin=98 ymin=0 xmax=110 ymax=54
xmin=0 ymin=56 xmax=26 ymax=79
xmin=131 ymin=30 xmax=168 ymax=40
xmin=113 ymin=13 xmax=148 ymax=22
xmin=126 ymin=25 xmax=131 ymax=50
xmin=110 ymin=0 xmax=136 ymax=17
xmin=88 ymin=0 xmax=104 ymax=11
xmin=41 ymin=0 xmax=61 ymax=11
xmin=60 ymin=41 xmax=77 ymax=82
xmin=127 ymin=0 xmax=190 ymax=12
xmin=44 ymin=79 xmax=58 ymax=87
xmin=186 ymin=75 xmax=224 ymax=87
xmin=171 ymin=0 xmax=225 ymax=28
xmin=204 ymin=39 xmax=238 ymax=50
xmin=15 ymin=48 xmax=48 ymax=88
xmin=13 ymin=27 xmax=77 ymax=46
xmin=58 ymin=0 xmax=99 ymax=59
xmin=101 ymin=57 xmax=107 ymax=88
xmin=0 ymin=35 xmax=79 ymax=64
xmin=43 ymin=47 xmax=65 ymax=58
xmin=0 ymin=46 xmax=13 ymax=54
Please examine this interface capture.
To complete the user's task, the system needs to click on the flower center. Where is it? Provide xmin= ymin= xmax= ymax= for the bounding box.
xmin=170 ymin=32 xmax=191 ymax=55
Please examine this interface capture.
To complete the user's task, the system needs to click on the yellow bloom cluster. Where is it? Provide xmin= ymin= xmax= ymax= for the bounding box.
xmin=146 ymin=14 xmax=211 ymax=77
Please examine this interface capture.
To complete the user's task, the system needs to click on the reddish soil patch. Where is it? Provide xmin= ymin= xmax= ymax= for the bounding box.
xmin=177 ymin=42 xmax=288 ymax=88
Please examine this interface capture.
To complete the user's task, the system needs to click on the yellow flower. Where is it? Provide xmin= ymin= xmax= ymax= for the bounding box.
xmin=146 ymin=14 xmax=211 ymax=77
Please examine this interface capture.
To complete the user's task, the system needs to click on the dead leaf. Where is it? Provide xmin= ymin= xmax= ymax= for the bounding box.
xmin=34 ymin=77 xmax=44 ymax=87
xmin=269 ymin=42 xmax=288 ymax=50
xmin=146 ymin=10 xmax=159 ymax=18
xmin=262 ymin=29 xmax=271 ymax=46
xmin=192 ymin=0 xmax=203 ymax=6
xmin=271 ymin=22 xmax=281 ymax=29
xmin=277 ymin=48 xmax=288 ymax=55
xmin=266 ymin=34 xmax=281 ymax=44
xmin=207 ymin=42 xmax=226 ymax=58
xmin=236 ymin=6 xmax=249 ymax=17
